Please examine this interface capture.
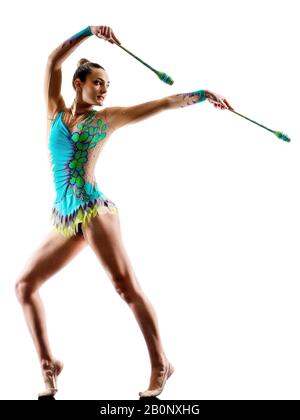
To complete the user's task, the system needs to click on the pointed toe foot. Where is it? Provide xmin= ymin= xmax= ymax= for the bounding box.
xmin=139 ymin=389 xmax=160 ymax=398
xmin=38 ymin=389 xmax=57 ymax=399
xmin=139 ymin=360 xmax=175 ymax=398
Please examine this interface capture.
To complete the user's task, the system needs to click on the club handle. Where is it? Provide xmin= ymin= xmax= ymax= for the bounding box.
xmin=228 ymin=109 xmax=274 ymax=134
xmin=114 ymin=43 xmax=156 ymax=72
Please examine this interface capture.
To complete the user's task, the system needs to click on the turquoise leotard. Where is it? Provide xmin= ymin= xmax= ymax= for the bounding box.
xmin=48 ymin=109 xmax=118 ymax=237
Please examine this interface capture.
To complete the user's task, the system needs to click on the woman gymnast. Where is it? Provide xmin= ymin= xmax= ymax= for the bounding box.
xmin=15 ymin=25 xmax=234 ymax=398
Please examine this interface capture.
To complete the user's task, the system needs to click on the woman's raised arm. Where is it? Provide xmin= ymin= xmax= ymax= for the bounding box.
xmin=48 ymin=26 xmax=94 ymax=67
xmin=48 ymin=26 xmax=121 ymax=68
xmin=44 ymin=26 xmax=94 ymax=120
xmin=45 ymin=26 xmax=121 ymax=119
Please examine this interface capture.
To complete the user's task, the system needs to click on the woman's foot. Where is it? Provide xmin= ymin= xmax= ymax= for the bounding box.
xmin=139 ymin=360 xmax=175 ymax=398
xmin=38 ymin=359 xmax=64 ymax=398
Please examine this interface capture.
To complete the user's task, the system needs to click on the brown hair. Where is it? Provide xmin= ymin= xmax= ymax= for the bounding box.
xmin=72 ymin=58 xmax=106 ymax=89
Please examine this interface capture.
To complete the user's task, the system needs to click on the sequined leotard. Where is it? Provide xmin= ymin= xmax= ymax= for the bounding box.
xmin=48 ymin=109 xmax=118 ymax=237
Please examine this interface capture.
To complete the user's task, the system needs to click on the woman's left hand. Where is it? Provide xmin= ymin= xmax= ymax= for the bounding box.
xmin=205 ymin=90 xmax=234 ymax=111
xmin=89 ymin=25 xmax=121 ymax=45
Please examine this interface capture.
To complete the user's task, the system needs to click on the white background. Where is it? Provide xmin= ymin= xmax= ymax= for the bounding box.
xmin=0 ymin=0 xmax=299 ymax=400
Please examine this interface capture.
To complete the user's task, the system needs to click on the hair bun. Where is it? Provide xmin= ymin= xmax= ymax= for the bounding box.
xmin=77 ymin=58 xmax=90 ymax=68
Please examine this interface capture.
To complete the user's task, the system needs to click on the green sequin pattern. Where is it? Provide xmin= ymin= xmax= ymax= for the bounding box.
xmin=68 ymin=111 xmax=107 ymax=200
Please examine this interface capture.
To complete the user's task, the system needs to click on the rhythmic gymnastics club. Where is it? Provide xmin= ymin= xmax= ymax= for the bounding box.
xmin=227 ymin=109 xmax=291 ymax=142
xmin=114 ymin=43 xmax=174 ymax=85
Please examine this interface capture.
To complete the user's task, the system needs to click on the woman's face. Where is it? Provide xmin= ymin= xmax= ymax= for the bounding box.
xmin=76 ymin=68 xmax=110 ymax=106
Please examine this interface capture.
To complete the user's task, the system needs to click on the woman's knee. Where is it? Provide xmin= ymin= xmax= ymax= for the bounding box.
xmin=111 ymin=273 xmax=142 ymax=304
xmin=15 ymin=274 xmax=42 ymax=304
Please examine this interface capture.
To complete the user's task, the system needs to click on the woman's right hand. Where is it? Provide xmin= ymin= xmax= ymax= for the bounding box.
xmin=205 ymin=90 xmax=234 ymax=111
xmin=89 ymin=25 xmax=121 ymax=45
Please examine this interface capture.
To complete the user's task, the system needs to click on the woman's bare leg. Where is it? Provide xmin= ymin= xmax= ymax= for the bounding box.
xmin=83 ymin=212 xmax=174 ymax=394
xmin=15 ymin=229 xmax=87 ymax=391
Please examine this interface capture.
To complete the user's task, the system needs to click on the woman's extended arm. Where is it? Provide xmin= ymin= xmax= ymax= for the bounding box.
xmin=107 ymin=90 xmax=234 ymax=131
xmin=168 ymin=90 xmax=234 ymax=110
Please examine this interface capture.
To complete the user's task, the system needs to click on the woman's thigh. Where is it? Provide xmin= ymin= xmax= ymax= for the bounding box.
xmin=16 ymin=229 xmax=87 ymax=287
xmin=82 ymin=213 xmax=141 ymax=292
